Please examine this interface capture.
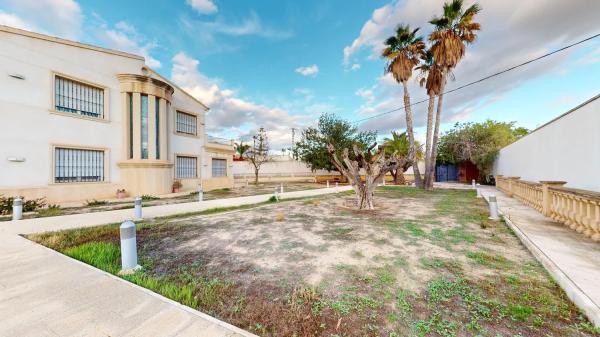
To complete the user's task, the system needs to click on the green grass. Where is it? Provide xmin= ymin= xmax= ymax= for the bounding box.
xmin=63 ymin=242 xmax=121 ymax=274
xmin=37 ymin=206 xmax=63 ymax=217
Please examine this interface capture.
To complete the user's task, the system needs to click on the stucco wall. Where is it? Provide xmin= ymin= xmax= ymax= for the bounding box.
xmin=493 ymin=95 xmax=600 ymax=192
xmin=0 ymin=26 xmax=218 ymax=202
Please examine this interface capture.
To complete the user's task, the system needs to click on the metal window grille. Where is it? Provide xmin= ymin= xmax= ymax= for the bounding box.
xmin=176 ymin=111 xmax=197 ymax=135
xmin=212 ymin=158 xmax=227 ymax=177
xmin=176 ymin=156 xmax=197 ymax=178
xmin=54 ymin=147 xmax=104 ymax=183
xmin=55 ymin=76 xmax=104 ymax=118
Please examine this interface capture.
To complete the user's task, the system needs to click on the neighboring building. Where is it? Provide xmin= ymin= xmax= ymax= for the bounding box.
xmin=0 ymin=25 xmax=234 ymax=203
xmin=493 ymin=93 xmax=600 ymax=192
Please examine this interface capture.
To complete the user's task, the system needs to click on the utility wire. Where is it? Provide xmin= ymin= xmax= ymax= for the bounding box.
xmin=352 ymin=32 xmax=600 ymax=125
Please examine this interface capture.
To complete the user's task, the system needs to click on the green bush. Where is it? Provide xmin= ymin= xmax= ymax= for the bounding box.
xmin=141 ymin=195 xmax=160 ymax=201
xmin=0 ymin=195 xmax=46 ymax=215
xmin=86 ymin=199 xmax=108 ymax=207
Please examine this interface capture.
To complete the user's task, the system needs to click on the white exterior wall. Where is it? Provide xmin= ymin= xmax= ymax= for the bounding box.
xmin=0 ymin=29 xmax=142 ymax=188
xmin=493 ymin=95 xmax=600 ymax=192
xmin=0 ymin=26 xmax=228 ymax=201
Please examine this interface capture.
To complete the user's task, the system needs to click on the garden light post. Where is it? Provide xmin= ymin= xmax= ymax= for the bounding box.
xmin=488 ymin=195 xmax=500 ymax=220
xmin=119 ymin=220 xmax=140 ymax=273
xmin=476 ymin=187 xmax=482 ymax=198
xmin=280 ymin=183 xmax=284 ymax=194
xmin=326 ymin=180 xmax=330 ymax=188
xmin=134 ymin=197 xmax=142 ymax=219
xmin=273 ymin=187 xmax=279 ymax=201
xmin=198 ymin=185 xmax=203 ymax=202
xmin=472 ymin=179 xmax=476 ymax=189
xmin=12 ymin=198 xmax=22 ymax=221
xmin=335 ymin=182 xmax=339 ymax=193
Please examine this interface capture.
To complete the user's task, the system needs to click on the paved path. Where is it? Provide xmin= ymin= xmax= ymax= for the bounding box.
xmin=479 ymin=186 xmax=600 ymax=327
xmin=0 ymin=186 xmax=352 ymax=337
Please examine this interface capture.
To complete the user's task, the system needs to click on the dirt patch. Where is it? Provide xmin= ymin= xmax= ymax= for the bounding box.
xmin=32 ymin=187 xmax=600 ymax=337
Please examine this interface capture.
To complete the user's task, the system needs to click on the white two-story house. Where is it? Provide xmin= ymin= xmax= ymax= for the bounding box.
xmin=0 ymin=25 xmax=234 ymax=203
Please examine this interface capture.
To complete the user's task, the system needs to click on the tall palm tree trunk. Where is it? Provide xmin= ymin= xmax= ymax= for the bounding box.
xmin=422 ymin=94 xmax=436 ymax=190
xmin=402 ymin=81 xmax=423 ymax=188
xmin=427 ymin=73 xmax=447 ymax=189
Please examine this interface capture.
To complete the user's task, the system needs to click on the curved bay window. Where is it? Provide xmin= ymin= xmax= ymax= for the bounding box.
xmin=118 ymin=74 xmax=173 ymax=161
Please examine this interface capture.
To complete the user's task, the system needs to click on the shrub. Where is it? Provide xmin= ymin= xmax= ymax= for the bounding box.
xmin=141 ymin=195 xmax=159 ymax=201
xmin=86 ymin=199 xmax=108 ymax=207
xmin=268 ymin=195 xmax=278 ymax=203
xmin=0 ymin=195 xmax=46 ymax=215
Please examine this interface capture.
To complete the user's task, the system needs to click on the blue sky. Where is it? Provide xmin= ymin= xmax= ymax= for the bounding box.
xmin=1 ymin=0 xmax=599 ymax=150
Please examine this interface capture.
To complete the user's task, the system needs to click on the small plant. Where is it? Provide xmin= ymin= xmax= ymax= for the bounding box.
xmin=141 ymin=195 xmax=159 ymax=201
xmin=116 ymin=189 xmax=128 ymax=199
xmin=172 ymin=180 xmax=183 ymax=193
xmin=86 ymin=199 xmax=108 ymax=207
xmin=0 ymin=195 xmax=46 ymax=214
xmin=37 ymin=204 xmax=62 ymax=217
xmin=268 ymin=195 xmax=278 ymax=203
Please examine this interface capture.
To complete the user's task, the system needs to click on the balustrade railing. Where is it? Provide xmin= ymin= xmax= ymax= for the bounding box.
xmin=495 ymin=175 xmax=600 ymax=242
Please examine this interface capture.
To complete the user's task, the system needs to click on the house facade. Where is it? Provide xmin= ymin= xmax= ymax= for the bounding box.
xmin=0 ymin=25 xmax=234 ymax=203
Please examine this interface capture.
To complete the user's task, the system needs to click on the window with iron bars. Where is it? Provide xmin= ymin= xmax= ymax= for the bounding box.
xmin=55 ymin=76 xmax=104 ymax=118
xmin=212 ymin=158 xmax=227 ymax=177
xmin=54 ymin=147 xmax=105 ymax=183
xmin=176 ymin=156 xmax=197 ymax=178
xmin=176 ymin=111 xmax=197 ymax=135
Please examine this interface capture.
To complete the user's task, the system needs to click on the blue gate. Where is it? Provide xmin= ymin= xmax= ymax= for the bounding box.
xmin=436 ymin=164 xmax=458 ymax=182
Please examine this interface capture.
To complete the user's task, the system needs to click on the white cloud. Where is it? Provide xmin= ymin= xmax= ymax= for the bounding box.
xmin=0 ymin=0 xmax=82 ymax=39
xmin=295 ymin=64 xmax=319 ymax=77
xmin=179 ymin=11 xmax=293 ymax=43
xmin=351 ymin=63 xmax=361 ymax=71
xmin=347 ymin=0 xmax=600 ymax=133
xmin=0 ymin=11 xmax=33 ymax=30
xmin=186 ymin=0 xmax=218 ymax=15
xmin=171 ymin=52 xmax=307 ymax=150
xmin=93 ymin=19 xmax=162 ymax=68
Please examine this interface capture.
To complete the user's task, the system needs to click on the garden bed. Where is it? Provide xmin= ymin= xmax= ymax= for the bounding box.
xmin=28 ymin=187 xmax=599 ymax=336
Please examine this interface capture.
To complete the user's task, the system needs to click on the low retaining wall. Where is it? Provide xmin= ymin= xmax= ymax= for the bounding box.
xmin=496 ymin=175 xmax=600 ymax=241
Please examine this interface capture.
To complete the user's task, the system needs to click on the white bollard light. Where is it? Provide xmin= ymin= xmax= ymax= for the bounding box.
xmin=134 ymin=197 xmax=142 ymax=219
xmin=119 ymin=221 xmax=139 ymax=272
xmin=335 ymin=182 xmax=339 ymax=193
xmin=198 ymin=186 xmax=203 ymax=202
xmin=476 ymin=188 xmax=482 ymax=198
xmin=326 ymin=180 xmax=330 ymax=188
xmin=273 ymin=188 xmax=279 ymax=201
xmin=472 ymin=179 xmax=476 ymax=189
xmin=488 ymin=195 xmax=500 ymax=220
xmin=280 ymin=183 xmax=284 ymax=194
xmin=12 ymin=198 xmax=22 ymax=221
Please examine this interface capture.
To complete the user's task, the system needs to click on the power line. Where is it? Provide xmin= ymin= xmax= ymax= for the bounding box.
xmin=352 ymin=32 xmax=600 ymax=125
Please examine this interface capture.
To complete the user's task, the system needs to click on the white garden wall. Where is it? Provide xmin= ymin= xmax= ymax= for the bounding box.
xmin=493 ymin=94 xmax=600 ymax=192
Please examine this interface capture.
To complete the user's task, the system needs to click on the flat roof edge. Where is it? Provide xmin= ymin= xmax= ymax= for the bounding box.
xmin=0 ymin=25 xmax=145 ymax=61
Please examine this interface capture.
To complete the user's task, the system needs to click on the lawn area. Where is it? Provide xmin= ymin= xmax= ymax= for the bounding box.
xmin=28 ymin=187 xmax=599 ymax=337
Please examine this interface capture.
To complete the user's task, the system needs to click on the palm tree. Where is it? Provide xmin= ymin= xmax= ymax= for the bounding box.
xmin=382 ymin=24 xmax=426 ymax=187
xmin=234 ymin=142 xmax=250 ymax=159
xmin=383 ymin=131 xmax=424 ymax=185
xmin=426 ymin=0 xmax=481 ymax=189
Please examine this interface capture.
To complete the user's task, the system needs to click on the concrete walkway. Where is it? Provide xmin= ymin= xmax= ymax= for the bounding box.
xmin=479 ymin=186 xmax=600 ymax=327
xmin=0 ymin=186 xmax=352 ymax=337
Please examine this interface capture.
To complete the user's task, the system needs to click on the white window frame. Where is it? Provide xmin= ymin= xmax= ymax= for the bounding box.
xmin=211 ymin=158 xmax=227 ymax=177
xmin=51 ymin=144 xmax=110 ymax=184
xmin=175 ymin=154 xmax=199 ymax=179
xmin=50 ymin=71 xmax=110 ymax=122
xmin=174 ymin=109 xmax=199 ymax=137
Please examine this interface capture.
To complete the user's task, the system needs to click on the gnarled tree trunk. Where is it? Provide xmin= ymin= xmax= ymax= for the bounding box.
xmin=327 ymin=143 xmax=404 ymax=210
